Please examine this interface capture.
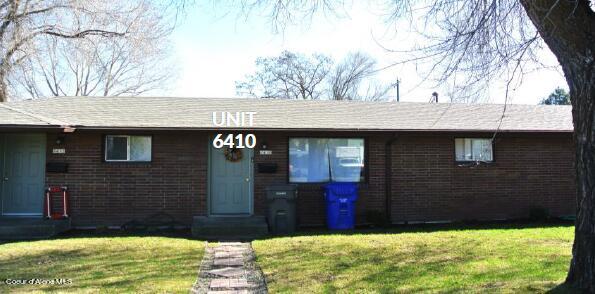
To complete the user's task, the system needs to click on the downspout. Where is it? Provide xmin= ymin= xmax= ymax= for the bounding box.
xmin=385 ymin=134 xmax=399 ymax=225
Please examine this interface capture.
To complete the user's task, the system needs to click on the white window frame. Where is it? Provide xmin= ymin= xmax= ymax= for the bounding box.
xmin=104 ymin=135 xmax=151 ymax=162
xmin=455 ymin=138 xmax=493 ymax=162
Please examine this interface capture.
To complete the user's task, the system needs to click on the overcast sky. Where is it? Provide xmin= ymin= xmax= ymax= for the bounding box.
xmin=170 ymin=2 xmax=567 ymax=105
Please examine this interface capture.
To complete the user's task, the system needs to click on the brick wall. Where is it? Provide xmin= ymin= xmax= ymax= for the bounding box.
xmin=46 ymin=131 xmax=207 ymax=227
xmin=252 ymin=132 xmax=389 ymax=226
xmin=44 ymin=130 xmax=575 ymax=228
xmin=390 ymin=132 xmax=576 ymax=222
xmin=254 ymin=131 xmax=576 ymax=225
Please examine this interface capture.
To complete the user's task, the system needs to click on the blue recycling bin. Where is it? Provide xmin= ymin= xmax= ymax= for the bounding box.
xmin=324 ymin=182 xmax=358 ymax=230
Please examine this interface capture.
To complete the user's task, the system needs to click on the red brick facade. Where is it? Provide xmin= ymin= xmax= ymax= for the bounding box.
xmin=46 ymin=131 xmax=207 ymax=226
xmin=389 ymin=132 xmax=575 ymax=223
xmin=44 ymin=130 xmax=575 ymax=228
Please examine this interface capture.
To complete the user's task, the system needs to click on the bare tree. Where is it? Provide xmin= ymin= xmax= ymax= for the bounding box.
xmin=236 ymin=50 xmax=332 ymax=99
xmin=237 ymin=50 xmax=392 ymax=101
xmin=10 ymin=1 xmax=174 ymax=98
xmin=234 ymin=0 xmax=595 ymax=290
xmin=360 ymin=82 xmax=394 ymax=102
xmin=330 ymin=52 xmax=379 ymax=100
xmin=0 ymin=0 xmax=175 ymax=101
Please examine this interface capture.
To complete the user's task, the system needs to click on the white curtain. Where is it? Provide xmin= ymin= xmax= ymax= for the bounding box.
xmin=328 ymin=139 xmax=364 ymax=182
xmin=289 ymin=138 xmax=330 ymax=182
xmin=289 ymin=138 xmax=364 ymax=183
xmin=456 ymin=138 xmax=492 ymax=161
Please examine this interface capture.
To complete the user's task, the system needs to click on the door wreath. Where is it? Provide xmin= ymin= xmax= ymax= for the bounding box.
xmin=224 ymin=147 xmax=243 ymax=162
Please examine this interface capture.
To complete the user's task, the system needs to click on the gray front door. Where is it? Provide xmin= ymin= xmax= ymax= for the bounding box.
xmin=1 ymin=134 xmax=46 ymax=216
xmin=209 ymin=140 xmax=253 ymax=215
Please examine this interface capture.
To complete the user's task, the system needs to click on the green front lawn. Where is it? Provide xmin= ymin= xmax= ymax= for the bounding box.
xmin=0 ymin=235 xmax=204 ymax=293
xmin=253 ymin=224 xmax=575 ymax=293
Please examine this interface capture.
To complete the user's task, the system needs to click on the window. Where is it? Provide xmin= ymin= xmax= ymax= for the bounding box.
xmin=455 ymin=138 xmax=493 ymax=162
xmin=105 ymin=135 xmax=152 ymax=162
xmin=289 ymin=138 xmax=365 ymax=183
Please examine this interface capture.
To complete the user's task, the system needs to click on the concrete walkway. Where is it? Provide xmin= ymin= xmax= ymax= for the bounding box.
xmin=191 ymin=242 xmax=267 ymax=294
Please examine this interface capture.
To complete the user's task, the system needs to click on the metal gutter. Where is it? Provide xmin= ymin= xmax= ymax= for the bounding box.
xmin=68 ymin=126 xmax=575 ymax=133
xmin=0 ymin=125 xmax=65 ymax=129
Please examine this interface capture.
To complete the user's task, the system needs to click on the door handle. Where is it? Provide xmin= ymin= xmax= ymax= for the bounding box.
xmin=245 ymin=178 xmax=250 ymax=182
xmin=3 ymin=177 xmax=7 ymax=181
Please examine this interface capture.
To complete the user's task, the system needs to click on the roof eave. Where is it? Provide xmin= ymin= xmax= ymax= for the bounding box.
xmin=0 ymin=124 xmax=67 ymax=131
xmin=69 ymin=126 xmax=574 ymax=133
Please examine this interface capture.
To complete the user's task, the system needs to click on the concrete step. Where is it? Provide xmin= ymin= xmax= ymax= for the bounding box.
xmin=194 ymin=216 xmax=266 ymax=225
xmin=0 ymin=218 xmax=71 ymax=240
xmin=192 ymin=216 xmax=268 ymax=239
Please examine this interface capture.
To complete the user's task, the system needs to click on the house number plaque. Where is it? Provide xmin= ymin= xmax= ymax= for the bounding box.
xmin=52 ymin=148 xmax=66 ymax=154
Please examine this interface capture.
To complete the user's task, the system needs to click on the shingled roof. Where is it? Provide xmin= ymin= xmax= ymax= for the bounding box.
xmin=1 ymin=96 xmax=573 ymax=132
xmin=0 ymin=103 xmax=64 ymax=127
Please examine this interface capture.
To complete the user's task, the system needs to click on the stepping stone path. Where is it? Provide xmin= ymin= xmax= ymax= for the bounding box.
xmin=191 ymin=242 xmax=267 ymax=293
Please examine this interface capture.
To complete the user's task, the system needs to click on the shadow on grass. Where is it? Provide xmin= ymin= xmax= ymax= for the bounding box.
xmin=1 ymin=219 xmax=572 ymax=244
xmin=60 ymin=228 xmax=199 ymax=239
xmin=0 ymin=228 xmax=206 ymax=245
xmin=547 ymin=283 xmax=581 ymax=294
xmin=257 ymin=219 xmax=575 ymax=240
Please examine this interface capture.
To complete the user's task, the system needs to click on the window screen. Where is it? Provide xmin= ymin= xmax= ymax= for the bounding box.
xmin=105 ymin=135 xmax=152 ymax=162
xmin=130 ymin=136 xmax=152 ymax=161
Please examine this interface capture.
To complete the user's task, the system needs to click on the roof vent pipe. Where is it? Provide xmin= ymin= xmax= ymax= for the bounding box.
xmin=430 ymin=92 xmax=439 ymax=103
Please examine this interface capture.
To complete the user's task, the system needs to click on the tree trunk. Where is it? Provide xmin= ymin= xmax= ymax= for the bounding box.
xmin=564 ymin=61 xmax=595 ymax=293
xmin=520 ymin=0 xmax=595 ymax=291
xmin=0 ymin=73 xmax=7 ymax=102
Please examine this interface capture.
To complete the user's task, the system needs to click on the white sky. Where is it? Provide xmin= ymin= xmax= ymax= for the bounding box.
xmin=170 ymin=2 xmax=567 ymax=105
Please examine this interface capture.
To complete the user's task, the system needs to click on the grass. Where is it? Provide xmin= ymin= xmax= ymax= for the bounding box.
xmin=0 ymin=233 xmax=204 ymax=293
xmin=253 ymin=223 xmax=576 ymax=293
